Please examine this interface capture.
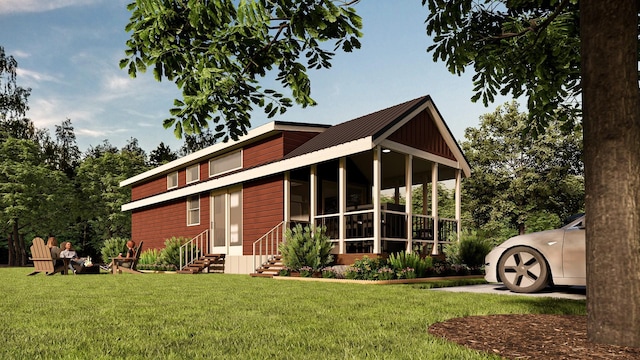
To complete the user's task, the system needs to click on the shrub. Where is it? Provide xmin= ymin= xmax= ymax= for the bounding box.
xmin=100 ymin=237 xmax=128 ymax=264
xmin=160 ymin=237 xmax=190 ymax=267
xmin=348 ymin=256 xmax=386 ymax=280
xmin=299 ymin=266 xmax=314 ymax=277
xmin=278 ymin=267 xmax=291 ymax=277
xmin=321 ymin=267 xmax=337 ymax=278
xmin=279 ymin=224 xmax=334 ymax=271
xmin=445 ymin=231 xmax=492 ymax=269
xmin=377 ymin=267 xmax=395 ymax=280
xmin=138 ymin=249 xmax=161 ymax=265
xmin=397 ymin=267 xmax=417 ymax=279
xmin=387 ymin=252 xmax=432 ymax=278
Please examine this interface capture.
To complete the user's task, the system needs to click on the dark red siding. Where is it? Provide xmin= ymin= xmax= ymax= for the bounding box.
xmin=242 ymin=175 xmax=284 ymax=255
xmin=243 ymin=134 xmax=284 ymax=168
xmin=130 ymin=194 xmax=210 ymax=251
xmin=389 ymin=109 xmax=456 ymax=161
xmin=132 ymin=176 xmax=166 ymax=201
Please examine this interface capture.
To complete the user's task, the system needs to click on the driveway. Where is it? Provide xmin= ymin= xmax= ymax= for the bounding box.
xmin=430 ymin=283 xmax=586 ymax=300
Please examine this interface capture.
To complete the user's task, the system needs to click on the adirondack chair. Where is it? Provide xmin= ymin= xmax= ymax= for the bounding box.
xmin=27 ymin=237 xmax=58 ymax=276
xmin=110 ymin=241 xmax=144 ymax=274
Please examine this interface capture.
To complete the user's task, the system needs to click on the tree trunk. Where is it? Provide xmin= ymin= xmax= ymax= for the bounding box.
xmin=11 ymin=220 xmax=20 ymax=266
xmin=581 ymin=1 xmax=640 ymax=347
xmin=7 ymin=234 xmax=14 ymax=266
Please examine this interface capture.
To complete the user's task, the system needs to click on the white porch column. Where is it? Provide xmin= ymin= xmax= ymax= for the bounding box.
xmin=455 ymin=169 xmax=462 ymax=241
xmin=373 ymin=147 xmax=381 ymax=254
xmin=338 ymin=157 xmax=347 ymax=254
xmin=284 ymin=171 xmax=290 ymax=223
xmin=431 ymin=163 xmax=439 ymax=255
xmin=310 ymin=165 xmax=317 ymax=227
xmin=405 ymin=154 xmax=413 ymax=253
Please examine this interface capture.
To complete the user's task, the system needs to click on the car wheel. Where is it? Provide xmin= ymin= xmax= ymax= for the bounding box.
xmin=498 ymin=246 xmax=549 ymax=293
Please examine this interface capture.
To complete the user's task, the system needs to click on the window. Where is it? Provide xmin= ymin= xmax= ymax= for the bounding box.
xmin=209 ymin=151 xmax=241 ymax=177
xmin=167 ymin=171 xmax=178 ymax=189
xmin=212 ymin=188 xmax=242 ymax=249
xmin=186 ymin=164 xmax=200 ymax=184
xmin=187 ymin=195 xmax=200 ymax=226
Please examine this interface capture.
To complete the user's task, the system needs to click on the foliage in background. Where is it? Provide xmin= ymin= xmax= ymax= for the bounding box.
xmin=160 ymin=237 xmax=190 ymax=267
xmin=387 ymin=252 xmax=432 ymax=278
xmin=279 ymin=224 xmax=334 ymax=271
xmin=100 ymin=237 xmax=128 ymax=264
xmin=460 ymin=101 xmax=584 ymax=236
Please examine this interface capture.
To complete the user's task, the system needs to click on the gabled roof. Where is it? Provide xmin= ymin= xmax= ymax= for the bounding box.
xmin=121 ymin=95 xmax=471 ymax=212
xmin=284 ymin=96 xmax=430 ymax=159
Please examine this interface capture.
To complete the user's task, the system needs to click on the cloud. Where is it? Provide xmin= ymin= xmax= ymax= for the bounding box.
xmin=16 ymin=68 xmax=63 ymax=85
xmin=11 ymin=50 xmax=30 ymax=58
xmin=0 ymin=0 xmax=99 ymax=15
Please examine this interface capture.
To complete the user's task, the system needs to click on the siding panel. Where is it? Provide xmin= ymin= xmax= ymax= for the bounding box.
xmin=389 ymin=109 xmax=456 ymax=161
xmin=242 ymin=175 xmax=284 ymax=255
xmin=131 ymin=193 xmax=210 ymax=251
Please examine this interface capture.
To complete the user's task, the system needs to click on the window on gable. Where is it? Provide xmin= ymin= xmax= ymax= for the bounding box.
xmin=187 ymin=195 xmax=200 ymax=226
xmin=167 ymin=171 xmax=178 ymax=189
xmin=209 ymin=151 xmax=241 ymax=177
xmin=186 ymin=164 xmax=200 ymax=184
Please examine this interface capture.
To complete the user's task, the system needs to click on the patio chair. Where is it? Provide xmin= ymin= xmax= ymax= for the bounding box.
xmin=110 ymin=241 xmax=144 ymax=274
xmin=27 ymin=237 xmax=62 ymax=276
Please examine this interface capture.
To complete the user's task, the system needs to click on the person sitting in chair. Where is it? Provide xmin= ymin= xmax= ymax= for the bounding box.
xmin=113 ymin=240 xmax=136 ymax=269
xmin=59 ymin=241 xmax=92 ymax=274
xmin=46 ymin=236 xmax=62 ymax=269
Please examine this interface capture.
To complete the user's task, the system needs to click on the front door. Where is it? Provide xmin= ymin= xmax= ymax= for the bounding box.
xmin=211 ymin=188 xmax=243 ymax=256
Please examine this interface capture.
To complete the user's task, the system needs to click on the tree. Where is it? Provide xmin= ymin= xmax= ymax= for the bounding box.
xmin=424 ymin=0 xmax=640 ymax=347
xmin=53 ymin=118 xmax=81 ymax=177
xmin=178 ymin=128 xmax=217 ymax=156
xmin=0 ymin=46 xmax=30 ymax=123
xmin=581 ymin=1 xmax=640 ymax=347
xmin=149 ymin=142 xmax=178 ymax=166
xmin=76 ymin=147 xmax=149 ymax=246
xmin=460 ymin=101 xmax=584 ymax=236
xmin=122 ymin=0 xmax=362 ymax=141
xmin=0 ymin=138 xmax=74 ymax=265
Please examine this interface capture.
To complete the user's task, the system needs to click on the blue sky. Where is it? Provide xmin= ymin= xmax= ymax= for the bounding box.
xmin=0 ymin=0 xmax=514 ymax=153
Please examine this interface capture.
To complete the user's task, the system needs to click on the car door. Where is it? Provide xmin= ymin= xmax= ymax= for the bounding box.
xmin=562 ymin=218 xmax=586 ymax=280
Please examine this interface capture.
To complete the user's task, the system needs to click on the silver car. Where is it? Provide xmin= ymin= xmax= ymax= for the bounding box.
xmin=484 ymin=215 xmax=586 ymax=293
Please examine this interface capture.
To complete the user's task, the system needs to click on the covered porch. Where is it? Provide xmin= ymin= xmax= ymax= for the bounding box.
xmin=284 ymin=143 xmax=464 ymax=259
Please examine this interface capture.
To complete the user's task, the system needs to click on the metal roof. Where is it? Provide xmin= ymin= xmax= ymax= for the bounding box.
xmin=283 ymin=95 xmax=431 ymax=159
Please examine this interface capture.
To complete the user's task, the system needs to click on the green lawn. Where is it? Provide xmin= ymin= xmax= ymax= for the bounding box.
xmin=0 ymin=268 xmax=585 ymax=359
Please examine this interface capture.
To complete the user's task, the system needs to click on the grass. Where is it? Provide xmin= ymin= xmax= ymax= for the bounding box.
xmin=1 ymin=268 xmax=585 ymax=359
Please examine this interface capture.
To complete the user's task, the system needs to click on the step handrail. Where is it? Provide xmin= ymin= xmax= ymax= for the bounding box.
xmin=253 ymin=221 xmax=287 ymax=271
xmin=180 ymin=229 xmax=209 ymax=271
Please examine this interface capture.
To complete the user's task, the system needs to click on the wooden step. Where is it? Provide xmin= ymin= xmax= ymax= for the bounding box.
xmin=250 ymin=273 xmax=274 ymax=278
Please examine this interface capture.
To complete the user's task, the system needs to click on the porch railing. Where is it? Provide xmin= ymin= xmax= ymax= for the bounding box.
xmin=252 ymin=221 xmax=288 ymax=272
xmin=179 ymin=229 xmax=209 ymax=271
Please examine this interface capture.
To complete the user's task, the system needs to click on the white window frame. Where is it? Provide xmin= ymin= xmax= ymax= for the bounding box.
xmin=187 ymin=195 xmax=200 ymax=226
xmin=186 ymin=164 xmax=200 ymax=184
xmin=209 ymin=150 xmax=242 ymax=178
xmin=167 ymin=171 xmax=178 ymax=190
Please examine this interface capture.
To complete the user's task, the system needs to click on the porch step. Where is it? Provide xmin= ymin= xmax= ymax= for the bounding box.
xmin=250 ymin=255 xmax=284 ymax=278
xmin=177 ymin=254 xmax=225 ymax=274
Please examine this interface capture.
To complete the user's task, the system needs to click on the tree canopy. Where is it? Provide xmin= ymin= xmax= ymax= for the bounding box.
xmin=460 ymin=101 xmax=584 ymax=238
xmin=121 ymin=0 xmax=362 ymax=141
xmin=424 ymin=0 xmax=582 ymax=134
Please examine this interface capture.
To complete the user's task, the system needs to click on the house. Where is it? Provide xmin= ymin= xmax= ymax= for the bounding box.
xmin=120 ymin=95 xmax=471 ymax=274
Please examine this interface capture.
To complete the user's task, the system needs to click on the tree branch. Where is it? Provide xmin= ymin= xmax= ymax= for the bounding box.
xmin=489 ymin=0 xmax=571 ymax=41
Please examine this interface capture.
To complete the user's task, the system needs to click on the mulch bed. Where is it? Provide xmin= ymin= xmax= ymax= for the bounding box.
xmin=428 ymin=314 xmax=640 ymax=359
